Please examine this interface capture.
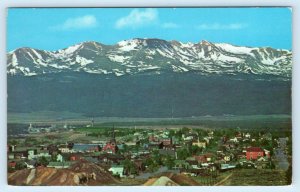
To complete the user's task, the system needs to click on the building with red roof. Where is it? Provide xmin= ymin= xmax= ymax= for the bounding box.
xmin=102 ymin=142 xmax=117 ymax=154
xmin=246 ymin=147 xmax=265 ymax=160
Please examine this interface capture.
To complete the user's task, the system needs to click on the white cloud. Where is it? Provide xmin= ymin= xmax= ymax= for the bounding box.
xmin=162 ymin=22 xmax=180 ymax=29
xmin=115 ymin=8 xmax=158 ymax=29
xmin=196 ymin=23 xmax=247 ymax=30
xmin=52 ymin=15 xmax=97 ymax=30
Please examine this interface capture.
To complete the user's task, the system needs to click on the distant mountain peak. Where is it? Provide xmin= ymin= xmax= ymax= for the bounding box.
xmin=200 ymin=40 xmax=212 ymax=45
xmin=7 ymin=38 xmax=292 ymax=78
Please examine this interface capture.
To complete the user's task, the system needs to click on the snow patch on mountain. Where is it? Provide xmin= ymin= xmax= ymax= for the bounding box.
xmin=75 ymin=56 xmax=94 ymax=66
xmin=49 ymin=64 xmax=69 ymax=69
xmin=117 ymin=39 xmax=143 ymax=52
xmin=215 ymin=43 xmax=255 ymax=56
xmin=108 ymin=55 xmax=130 ymax=63
xmin=56 ymin=43 xmax=82 ymax=58
xmin=217 ymin=54 xmax=243 ymax=63
xmin=11 ymin=53 xmax=18 ymax=67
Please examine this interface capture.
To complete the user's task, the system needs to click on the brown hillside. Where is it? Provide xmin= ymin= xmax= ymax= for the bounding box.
xmin=8 ymin=161 xmax=119 ymax=186
xmin=144 ymin=172 xmax=200 ymax=186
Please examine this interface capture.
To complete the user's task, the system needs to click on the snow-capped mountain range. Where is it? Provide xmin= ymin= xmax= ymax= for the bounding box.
xmin=7 ymin=38 xmax=292 ymax=77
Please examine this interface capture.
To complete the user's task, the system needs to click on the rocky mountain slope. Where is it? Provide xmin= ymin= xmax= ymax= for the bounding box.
xmin=7 ymin=38 xmax=292 ymax=77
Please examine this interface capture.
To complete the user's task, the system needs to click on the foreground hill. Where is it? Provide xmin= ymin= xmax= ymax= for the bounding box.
xmin=8 ymin=161 xmax=119 ymax=186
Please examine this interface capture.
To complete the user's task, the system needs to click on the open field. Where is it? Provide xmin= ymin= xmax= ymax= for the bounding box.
xmin=8 ymin=112 xmax=291 ymax=131
xmin=221 ymin=169 xmax=289 ymax=185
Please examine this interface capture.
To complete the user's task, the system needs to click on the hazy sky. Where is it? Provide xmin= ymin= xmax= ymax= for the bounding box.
xmin=7 ymin=7 xmax=292 ymax=51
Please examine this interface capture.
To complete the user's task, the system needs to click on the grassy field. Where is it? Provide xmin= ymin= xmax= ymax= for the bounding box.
xmin=191 ymin=171 xmax=232 ymax=186
xmin=222 ymin=169 xmax=289 ymax=186
xmin=8 ymin=111 xmax=291 ymax=128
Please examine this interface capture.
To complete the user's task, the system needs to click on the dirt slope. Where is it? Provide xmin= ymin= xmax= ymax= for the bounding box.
xmin=8 ymin=161 xmax=119 ymax=186
xmin=144 ymin=172 xmax=200 ymax=186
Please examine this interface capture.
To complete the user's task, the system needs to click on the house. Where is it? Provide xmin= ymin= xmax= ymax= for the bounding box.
xmin=47 ymin=144 xmax=59 ymax=155
xmin=160 ymin=138 xmax=172 ymax=146
xmin=186 ymin=157 xmax=198 ymax=168
xmin=117 ymin=143 xmax=126 ymax=150
xmin=194 ymin=153 xmax=214 ymax=164
xmin=27 ymin=149 xmax=51 ymax=160
xmin=220 ymin=164 xmax=236 ymax=171
xmin=102 ymin=141 xmax=118 ymax=154
xmin=148 ymin=142 xmax=160 ymax=150
xmin=27 ymin=149 xmax=37 ymax=160
xmin=223 ymin=155 xmax=231 ymax=162
xmin=58 ymin=147 xmax=72 ymax=153
xmin=69 ymin=153 xmax=83 ymax=161
xmin=47 ymin=161 xmax=73 ymax=169
xmin=192 ymin=141 xmax=206 ymax=148
xmin=36 ymin=150 xmax=51 ymax=159
xmin=84 ymin=156 xmax=99 ymax=164
xmin=237 ymin=153 xmax=246 ymax=159
xmin=203 ymin=137 xmax=210 ymax=144
xmin=182 ymin=134 xmax=194 ymax=141
xmin=194 ymin=155 xmax=207 ymax=164
xmin=13 ymin=151 xmax=27 ymax=159
xmin=109 ymin=165 xmax=124 ymax=177
xmin=262 ymin=132 xmax=272 ymax=141
xmin=56 ymin=154 xmax=63 ymax=162
xmin=72 ymin=144 xmax=101 ymax=153
xmin=229 ymin=137 xmax=238 ymax=143
xmin=244 ymin=133 xmax=251 ymax=138
xmin=236 ymin=132 xmax=242 ymax=140
xmin=133 ymin=132 xmax=143 ymax=138
xmin=158 ymin=149 xmax=176 ymax=158
xmin=246 ymin=147 xmax=265 ymax=160
xmin=124 ymin=142 xmax=136 ymax=146
xmin=256 ymin=157 xmax=269 ymax=169
xmin=203 ymin=153 xmax=214 ymax=162
xmin=239 ymin=161 xmax=256 ymax=169
xmin=263 ymin=149 xmax=271 ymax=159
xmin=8 ymin=153 xmax=15 ymax=160
xmin=174 ymin=160 xmax=190 ymax=170
xmin=8 ymin=145 xmax=16 ymax=152
xmin=8 ymin=161 xmax=17 ymax=168
xmin=208 ymin=131 xmax=214 ymax=139
xmin=149 ymin=135 xmax=159 ymax=142
xmin=97 ymin=153 xmax=125 ymax=164
xmin=28 ymin=124 xmax=52 ymax=133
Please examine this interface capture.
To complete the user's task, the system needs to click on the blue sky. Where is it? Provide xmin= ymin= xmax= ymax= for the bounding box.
xmin=7 ymin=7 xmax=292 ymax=51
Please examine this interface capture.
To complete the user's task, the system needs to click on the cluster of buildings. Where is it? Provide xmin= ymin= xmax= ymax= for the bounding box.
xmin=8 ymin=127 xmax=279 ymax=178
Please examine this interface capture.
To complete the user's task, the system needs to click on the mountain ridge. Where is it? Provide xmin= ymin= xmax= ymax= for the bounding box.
xmin=7 ymin=38 xmax=292 ymax=77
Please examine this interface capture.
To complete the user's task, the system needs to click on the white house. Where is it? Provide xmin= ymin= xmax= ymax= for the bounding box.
xmin=229 ymin=137 xmax=238 ymax=143
xmin=109 ymin=165 xmax=124 ymax=177
xmin=27 ymin=149 xmax=36 ymax=160
xmin=59 ymin=147 xmax=72 ymax=153
xmin=28 ymin=149 xmax=51 ymax=160
xmin=57 ymin=154 xmax=64 ymax=162
xmin=48 ymin=161 xmax=72 ymax=169
xmin=245 ymin=133 xmax=251 ymax=138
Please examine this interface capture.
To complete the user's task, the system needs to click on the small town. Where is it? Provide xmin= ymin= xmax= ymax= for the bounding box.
xmin=7 ymin=122 xmax=292 ymax=186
